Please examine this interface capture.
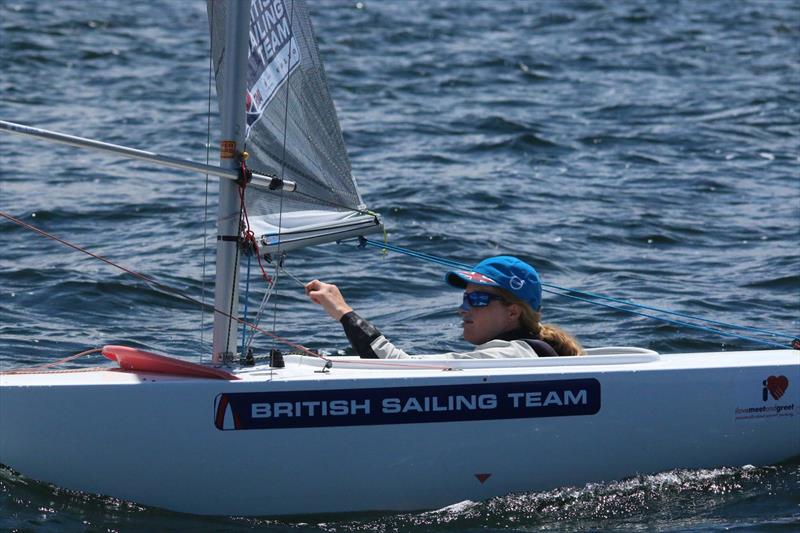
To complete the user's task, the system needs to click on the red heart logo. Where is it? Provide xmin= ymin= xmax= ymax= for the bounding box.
xmin=766 ymin=375 xmax=789 ymax=400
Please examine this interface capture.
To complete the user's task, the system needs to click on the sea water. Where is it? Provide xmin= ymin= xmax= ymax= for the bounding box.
xmin=0 ymin=0 xmax=797 ymax=530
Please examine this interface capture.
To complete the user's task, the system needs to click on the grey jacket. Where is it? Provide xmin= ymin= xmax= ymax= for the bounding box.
xmin=340 ymin=311 xmax=557 ymax=359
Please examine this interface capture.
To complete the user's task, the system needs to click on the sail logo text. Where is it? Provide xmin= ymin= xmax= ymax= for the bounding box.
xmin=215 ymin=379 xmax=600 ymax=430
xmin=245 ymin=0 xmax=301 ymax=131
xmin=250 ymin=0 xmax=292 ymax=61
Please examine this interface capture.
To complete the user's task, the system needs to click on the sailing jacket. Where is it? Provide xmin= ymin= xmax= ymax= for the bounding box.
xmin=339 ymin=311 xmax=559 ymax=359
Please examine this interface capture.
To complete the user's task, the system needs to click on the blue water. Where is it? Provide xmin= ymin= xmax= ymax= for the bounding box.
xmin=1 ymin=0 xmax=798 ymax=530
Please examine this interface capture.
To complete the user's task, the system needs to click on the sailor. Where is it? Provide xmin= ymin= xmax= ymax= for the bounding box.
xmin=305 ymin=255 xmax=582 ymax=359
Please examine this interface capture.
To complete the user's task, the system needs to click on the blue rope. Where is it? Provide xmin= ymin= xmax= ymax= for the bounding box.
xmin=355 ymin=237 xmax=796 ymax=349
xmin=542 ymin=282 xmax=797 ymax=339
xmin=240 ymin=252 xmax=252 ymax=356
xmin=541 ymin=287 xmax=790 ymax=349
xmin=361 ymin=239 xmax=468 ymax=270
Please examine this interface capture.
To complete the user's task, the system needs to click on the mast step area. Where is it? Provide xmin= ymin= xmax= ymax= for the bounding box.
xmin=102 ymin=345 xmax=239 ymax=380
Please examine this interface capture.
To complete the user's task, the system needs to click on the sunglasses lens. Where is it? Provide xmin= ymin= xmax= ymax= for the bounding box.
xmin=462 ymin=292 xmax=492 ymax=308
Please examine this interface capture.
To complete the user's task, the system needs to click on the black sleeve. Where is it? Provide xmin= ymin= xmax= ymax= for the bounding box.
xmin=339 ymin=311 xmax=383 ymax=359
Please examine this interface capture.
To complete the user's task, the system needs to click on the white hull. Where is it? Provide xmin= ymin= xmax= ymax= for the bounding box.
xmin=1 ymin=349 xmax=798 ymax=516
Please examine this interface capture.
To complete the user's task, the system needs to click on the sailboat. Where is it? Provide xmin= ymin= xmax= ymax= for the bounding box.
xmin=1 ymin=0 xmax=797 ymax=517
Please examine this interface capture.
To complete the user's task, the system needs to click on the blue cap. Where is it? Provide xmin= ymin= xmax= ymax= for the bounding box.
xmin=445 ymin=256 xmax=542 ymax=311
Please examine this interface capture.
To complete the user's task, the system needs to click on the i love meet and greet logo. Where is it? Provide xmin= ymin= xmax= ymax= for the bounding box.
xmin=736 ymin=374 xmax=795 ymax=421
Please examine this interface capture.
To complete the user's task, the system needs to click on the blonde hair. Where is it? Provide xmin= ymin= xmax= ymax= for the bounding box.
xmin=497 ymin=288 xmax=583 ymax=356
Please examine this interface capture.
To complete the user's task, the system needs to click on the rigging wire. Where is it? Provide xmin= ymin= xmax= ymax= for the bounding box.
xmin=0 ymin=210 xmax=319 ymax=359
xmin=237 ymin=179 xmax=280 ymax=352
xmin=3 ymin=205 xmax=795 ymax=369
xmin=244 ymin=263 xmax=280 ymax=353
xmin=354 ymin=237 xmax=797 ymax=349
xmin=241 ymin=250 xmax=253 ymax=356
xmin=542 ymin=281 xmax=797 ymax=340
xmin=201 ymin=7 xmax=215 ymax=358
xmin=279 ymin=265 xmax=307 ymax=289
xmin=268 ymin=0 xmax=297 ymax=352
xmin=8 ymin=198 xmax=792 ymax=354
xmin=544 ymin=288 xmax=791 ymax=350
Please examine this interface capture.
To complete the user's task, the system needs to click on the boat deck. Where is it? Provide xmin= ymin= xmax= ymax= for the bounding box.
xmin=1 ymin=348 xmax=796 ymax=386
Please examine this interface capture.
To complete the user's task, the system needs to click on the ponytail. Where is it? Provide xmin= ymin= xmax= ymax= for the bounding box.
xmin=537 ymin=321 xmax=583 ymax=356
xmin=498 ymin=288 xmax=583 ymax=356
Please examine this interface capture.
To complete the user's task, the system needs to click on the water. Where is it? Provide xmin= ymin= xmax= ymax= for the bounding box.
xmin=1 ymin=0 xmax=798 ymax=530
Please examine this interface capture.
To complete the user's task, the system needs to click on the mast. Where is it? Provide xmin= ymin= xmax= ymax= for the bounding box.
xmin=212 ymin=1 xmax=251 ymax=364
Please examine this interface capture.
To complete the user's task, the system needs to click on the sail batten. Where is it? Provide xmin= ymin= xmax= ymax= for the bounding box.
xmin=208 ymin=0 xmax=381 ymax=252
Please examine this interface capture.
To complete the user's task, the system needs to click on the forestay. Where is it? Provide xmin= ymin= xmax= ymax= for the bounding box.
xmin=208 ymin=0 xmax=381 ymax=253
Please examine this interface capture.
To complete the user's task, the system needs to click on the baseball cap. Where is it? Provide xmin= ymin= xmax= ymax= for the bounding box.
xmin=445 ymin=255 xmax=542 ymax=311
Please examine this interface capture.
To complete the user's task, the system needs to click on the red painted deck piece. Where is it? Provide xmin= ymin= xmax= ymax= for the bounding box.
xmin=102 ymin=345 xmax=239 ymax=380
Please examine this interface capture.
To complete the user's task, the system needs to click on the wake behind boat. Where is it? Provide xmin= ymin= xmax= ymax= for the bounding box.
xmin=0 ymin=0 xmax=798 ymax=518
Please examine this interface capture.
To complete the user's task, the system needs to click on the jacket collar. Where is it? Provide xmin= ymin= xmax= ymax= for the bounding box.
xmin=495 ymin=327 xmax=538 ymax=342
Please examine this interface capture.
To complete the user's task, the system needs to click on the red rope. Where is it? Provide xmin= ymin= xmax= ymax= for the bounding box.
xmin=0 ymin=211 xmax=159 ymax=286
xmin=0 ymin=210 xmax=318 ymax=358
xmin=1 ymin=348 xmax=103 ymax=374
xmin=238 ymin=181 xmax=273 ymax=285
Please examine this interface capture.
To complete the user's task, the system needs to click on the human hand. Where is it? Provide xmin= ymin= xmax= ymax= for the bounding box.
xmin=305 ymin=279 xmax=353 ymax=321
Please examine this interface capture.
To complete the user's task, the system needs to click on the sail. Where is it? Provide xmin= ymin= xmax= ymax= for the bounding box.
xmin=208 ymin=0 xmax=381 ymax=253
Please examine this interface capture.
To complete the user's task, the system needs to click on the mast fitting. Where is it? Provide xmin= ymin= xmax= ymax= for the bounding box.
xmin=237 ymin=158 xmax=253 ymax=186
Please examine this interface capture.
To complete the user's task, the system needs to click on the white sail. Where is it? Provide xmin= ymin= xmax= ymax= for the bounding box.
xmin=208 ymin=0 xmax=382 ymax=253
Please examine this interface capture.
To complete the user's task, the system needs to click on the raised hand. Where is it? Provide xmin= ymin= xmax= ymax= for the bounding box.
xmin=305 ymin=279 xmax=353 ymax=321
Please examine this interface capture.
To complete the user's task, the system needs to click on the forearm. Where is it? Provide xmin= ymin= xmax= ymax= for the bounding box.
xmin=339 ymin=311 xmax=382 ymax=358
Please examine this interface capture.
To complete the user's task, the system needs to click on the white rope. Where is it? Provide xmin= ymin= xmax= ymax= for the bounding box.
xmin=279 ymin=265 xmax=306 ymax=288
xmin=244 ymin=262 xmax=281 ymax=352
